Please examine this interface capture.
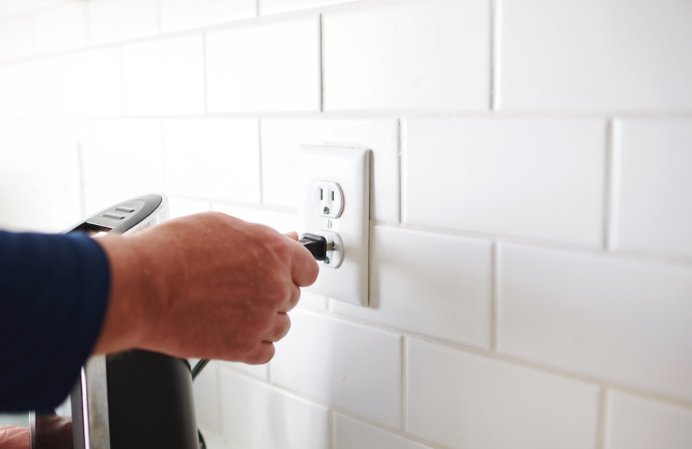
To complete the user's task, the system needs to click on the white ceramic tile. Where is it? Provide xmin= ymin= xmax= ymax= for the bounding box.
xmin=199 ymin=431 xmax=231 ymax=449
xmin=498 ymin=243 xmax=692 ymax=401
xmin=219 ymin=369 xmax=329 ymax=449
xmin=261 ymin=0 xmax=358 ymax=14
xmin=404 ymin=118 xmax=606 ymax=246
xmin=0 ymin=3 xmax=47 ymax=20
xmin=160 ymin=0 xmax=256 ymax=32
xmin=332 ymin=226 xmax=492 ymax=348
xmin=59 ymin=48 xmax=122 ymax=116
xmin=219 ymin=361 xmax=268 ymax=380
xmin=123 ymin=36 xmax=205 ymax=115
xmin=163 ymin=118 xmax=260 ymax=203
xmin=0 ymin=16 xmax=34 ymax=61
xmin=334 ymin=414 xmax=431 ymax=449
xmin=0 ymin=120 xmax=82 ymax=231
xmin=193 ymin=361 xmax=222 ymax=434
xmin=167 ymin=197 xmax=211 ymax=219
xmin=211 ymin=203 xmax=299 ymax=234
xmin=33 ymin=3 xmax=87 ymax=54
xmin=606 ymin=392 xmax=692 ymax=449
xmin=206 ymin=17 xmax=320 ymax=112
xmin=500 ymin=0 xmax=692 ymax=111
xmin=323 ymin=0 xmax=489 ymax=111
xmin=614 ymin=119 xmax=692 ymax=259
xmin=293 ymin=291 xmax=328 ymax=312
xmin=81 ymin=119 xmax=164 ymax=215
xmin=407 ymin=339 xmax=600 ymax=449
xmin=87 ymin=0 xmax=159 ymax=45
xmin=0 ymin=59 xmax=60 ymax=118
xmin=271 ymin=310 xmax=402 ymax=427
xmin=0 ymin=65 xmax=25 ymax=117
xmin=260 ymin=119 xmax=399 ymax=222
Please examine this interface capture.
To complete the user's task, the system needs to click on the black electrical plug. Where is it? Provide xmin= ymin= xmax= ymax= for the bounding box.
xmin=300 ymin=233 xmax=328 ymax=261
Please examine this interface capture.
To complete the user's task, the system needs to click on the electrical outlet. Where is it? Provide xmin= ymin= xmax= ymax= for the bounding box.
xmin=314 ymin=181 xmax=344 ymax=218
xmin=300 ymin=145 xmax=370 ymax=307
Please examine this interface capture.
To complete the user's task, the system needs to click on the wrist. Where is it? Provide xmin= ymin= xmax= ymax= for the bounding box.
xmin=92 ymin=235 xmax=155 ymax=354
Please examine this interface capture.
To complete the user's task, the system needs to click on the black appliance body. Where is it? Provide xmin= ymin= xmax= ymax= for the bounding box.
xmin=30 ymin=194 xmax=199 ymax=449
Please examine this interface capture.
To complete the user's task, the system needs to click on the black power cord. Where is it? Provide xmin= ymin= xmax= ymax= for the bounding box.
xmin=191 ymin=359 xmax=210 ymax=380
xmin=198 ymin=429 xmax=207 ymax=449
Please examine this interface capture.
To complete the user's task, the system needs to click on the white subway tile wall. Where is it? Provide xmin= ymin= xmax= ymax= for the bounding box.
xmin=163 ymin=118 xmax=260 ymax=203
xmin=271 ymin=310 xmax=402 ymax=427
xmin=0 ymin=16 xmax=33 ymax=61
xmin=159 ymin=0 xmax=256 ymax=33
xmin=81 ymin=119 xmax=165 ymax=215
xmin=404 ymin=118 xmax=607 ymax=246
xmin=32 ymin=3 xmax=87 ymax=55
xmin=606 ymin=392 xmax=692 ymax=449
xmin=206 ymin=17 xmax=320 ymax=112
xmin=334 ymin=413 xmax=432 ymax=449
xmin=193 ymin=361 xmax=222 ymax=434
xmin=0 ymin=0 xmax=690 ymax=447
xmin=500 ymin=0 xmax=692 ymax=112
xmin=407 ymin=338 xmax=600 ymax=449
xmin=219 ymin=369 xmax=329 ymax=449
xmin=261 ymin=0 xmax=359 ymax=15
xmin=87 ymin=0 xmax=159 ymax=45
xmin=123 ymin=36 xmax=205 ymax=115
xmin=498 ymin=243 xmax=692 ymax=401
xmin=59 ymin=48 xmax=123 ymax=117
xmin=614 ymin=119 xmax=692 ymax=259
xmin=323 ymin=0 xmax=489 ymax=111
xmin=332 ymin=226 xmax=493 ymax=348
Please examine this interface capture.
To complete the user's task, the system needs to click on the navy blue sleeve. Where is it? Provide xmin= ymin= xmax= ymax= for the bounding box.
xmin=0 ymin=230 xmax=110 ymax=412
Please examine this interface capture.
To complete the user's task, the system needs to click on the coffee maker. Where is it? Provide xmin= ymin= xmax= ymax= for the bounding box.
xmin=30 ymin=194 xmax=199 ymax=449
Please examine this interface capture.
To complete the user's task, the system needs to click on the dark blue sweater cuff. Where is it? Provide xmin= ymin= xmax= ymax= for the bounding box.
xmin=0 ymin=231 xmax=110 ymax=412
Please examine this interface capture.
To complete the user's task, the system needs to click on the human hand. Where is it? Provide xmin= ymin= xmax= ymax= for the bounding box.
xmin=95 ymin=212 xmax=319 ymax=364
xmin=0 ymin=426 xmax=29 ymax=449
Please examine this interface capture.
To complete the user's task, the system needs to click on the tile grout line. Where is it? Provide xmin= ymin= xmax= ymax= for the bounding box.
xmin=319 ymin=13 xmax=325 ymax=113
xmin=76 ymin=142 xmax=87 ymax=218
xmin=490 ymin=241 xmax=499 ymax=352
xmin=159 ymin=118 xmax=168 ymax=194
xmin=4 ymin=110 xmax=692 ymax=121
xmin=398 ymin=119 xmax=405 ymax=225
xmin=117 ymin=45 xmax=125 ymax=117
xmin=400 ymin=336 xmax=407 ymax=431
xmin=220 ymin=364 xmax=456 ymax=449
xmin=156 ymin=0 xmax=163 ymax=34
xmin=320 ymin=308 xmax=692 ymax=412
xmin=606 ymin=119 xmax=621 ymax=252
xmin=489 ymin=0 xmax=501 ymax=110
xmin=257 ymin=119 xmax=264 ymax=205
xmin=202 ymin=32 xmax=209 ymax=114
xmin=329 ymin=410 xmax=336 ymax=449
xmin=83 ymin=1 xmax=91 ymax=47
xmin=596 ymin=388 xmax=610 ymax=449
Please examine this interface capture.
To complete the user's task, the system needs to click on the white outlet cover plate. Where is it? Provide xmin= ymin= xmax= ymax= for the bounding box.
xmin=300 ymin=145 xmax=370 ymax=307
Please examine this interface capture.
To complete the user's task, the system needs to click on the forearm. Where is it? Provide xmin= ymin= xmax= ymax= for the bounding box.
xmin=89 ymin=212 xmax=318 ymax=364
xmin=92 ymin=231 xmax=180 ymax=356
